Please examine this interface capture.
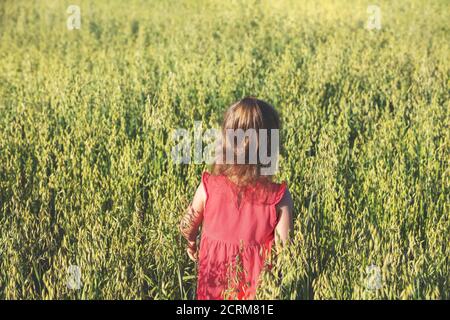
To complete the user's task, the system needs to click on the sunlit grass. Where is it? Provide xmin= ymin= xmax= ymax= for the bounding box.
xmin=0 ymin=0 xmax=448 ymax=299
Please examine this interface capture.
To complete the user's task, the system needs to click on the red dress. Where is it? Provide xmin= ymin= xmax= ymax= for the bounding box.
xmin=197 ymin=172 xmax=287 ymax=300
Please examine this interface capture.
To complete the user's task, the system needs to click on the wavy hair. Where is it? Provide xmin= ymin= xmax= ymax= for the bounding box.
xmin=211 ymin=97 xmax=281 ymax=186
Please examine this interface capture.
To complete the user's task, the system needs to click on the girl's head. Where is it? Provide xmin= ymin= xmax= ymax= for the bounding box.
xmin=212 ymin=97 xmax=281 ymax=185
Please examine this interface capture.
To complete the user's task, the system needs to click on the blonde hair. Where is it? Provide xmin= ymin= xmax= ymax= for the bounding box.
xmin=212 ymin=97 xmax=281 ymax=186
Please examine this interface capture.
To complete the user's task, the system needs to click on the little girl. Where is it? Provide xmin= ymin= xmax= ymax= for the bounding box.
xmin=179 ymin=97 xmax=293 ymax=300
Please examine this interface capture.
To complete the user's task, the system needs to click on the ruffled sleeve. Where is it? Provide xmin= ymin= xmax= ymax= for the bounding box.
xmin=268 ymin=181 xmax=287 ymax=229
xmin=202 ymin=172 xmax=210 ymax=195
xmin=202 ymin=171 xmax=210 ymax=208
xmin=271 ymin=181 xmax=287 ymax=205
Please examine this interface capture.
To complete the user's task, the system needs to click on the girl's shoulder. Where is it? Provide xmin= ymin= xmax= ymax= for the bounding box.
xmin=201 ymin=171 xmax=235 ymax=195
xmin=264 ymin=180 xmax=287 ymax=205
xmin=201 ymin=171 xmax=222 ymax=196
xmin=201 ymin=171 xmax=287 ymax=206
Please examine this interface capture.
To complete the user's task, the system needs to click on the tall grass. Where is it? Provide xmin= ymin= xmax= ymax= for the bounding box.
xmin=0 ymin=0 xmax=448 ymax=299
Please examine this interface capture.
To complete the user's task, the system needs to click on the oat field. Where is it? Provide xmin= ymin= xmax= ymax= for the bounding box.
xmin=0 ymin=0 xmax=449 ymax=299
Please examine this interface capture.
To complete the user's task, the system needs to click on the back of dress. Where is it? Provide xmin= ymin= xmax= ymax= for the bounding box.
xmin=197 ymin=172 xmax=286 ymax=300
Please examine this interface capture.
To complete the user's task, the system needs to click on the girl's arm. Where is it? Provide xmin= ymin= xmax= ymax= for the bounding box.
xmin=275 ymin=188 xmax=293 ymax=245
xmin=179 ymin=181 xmax=206 ymax=261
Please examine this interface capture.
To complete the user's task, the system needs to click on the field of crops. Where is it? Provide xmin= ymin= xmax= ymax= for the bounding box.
xmin=0 ymin=0 xmax=449 ymax=299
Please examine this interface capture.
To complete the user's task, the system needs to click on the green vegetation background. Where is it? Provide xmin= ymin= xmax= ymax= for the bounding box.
xmin=0 ymin=0 xmax=448 ymax=299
